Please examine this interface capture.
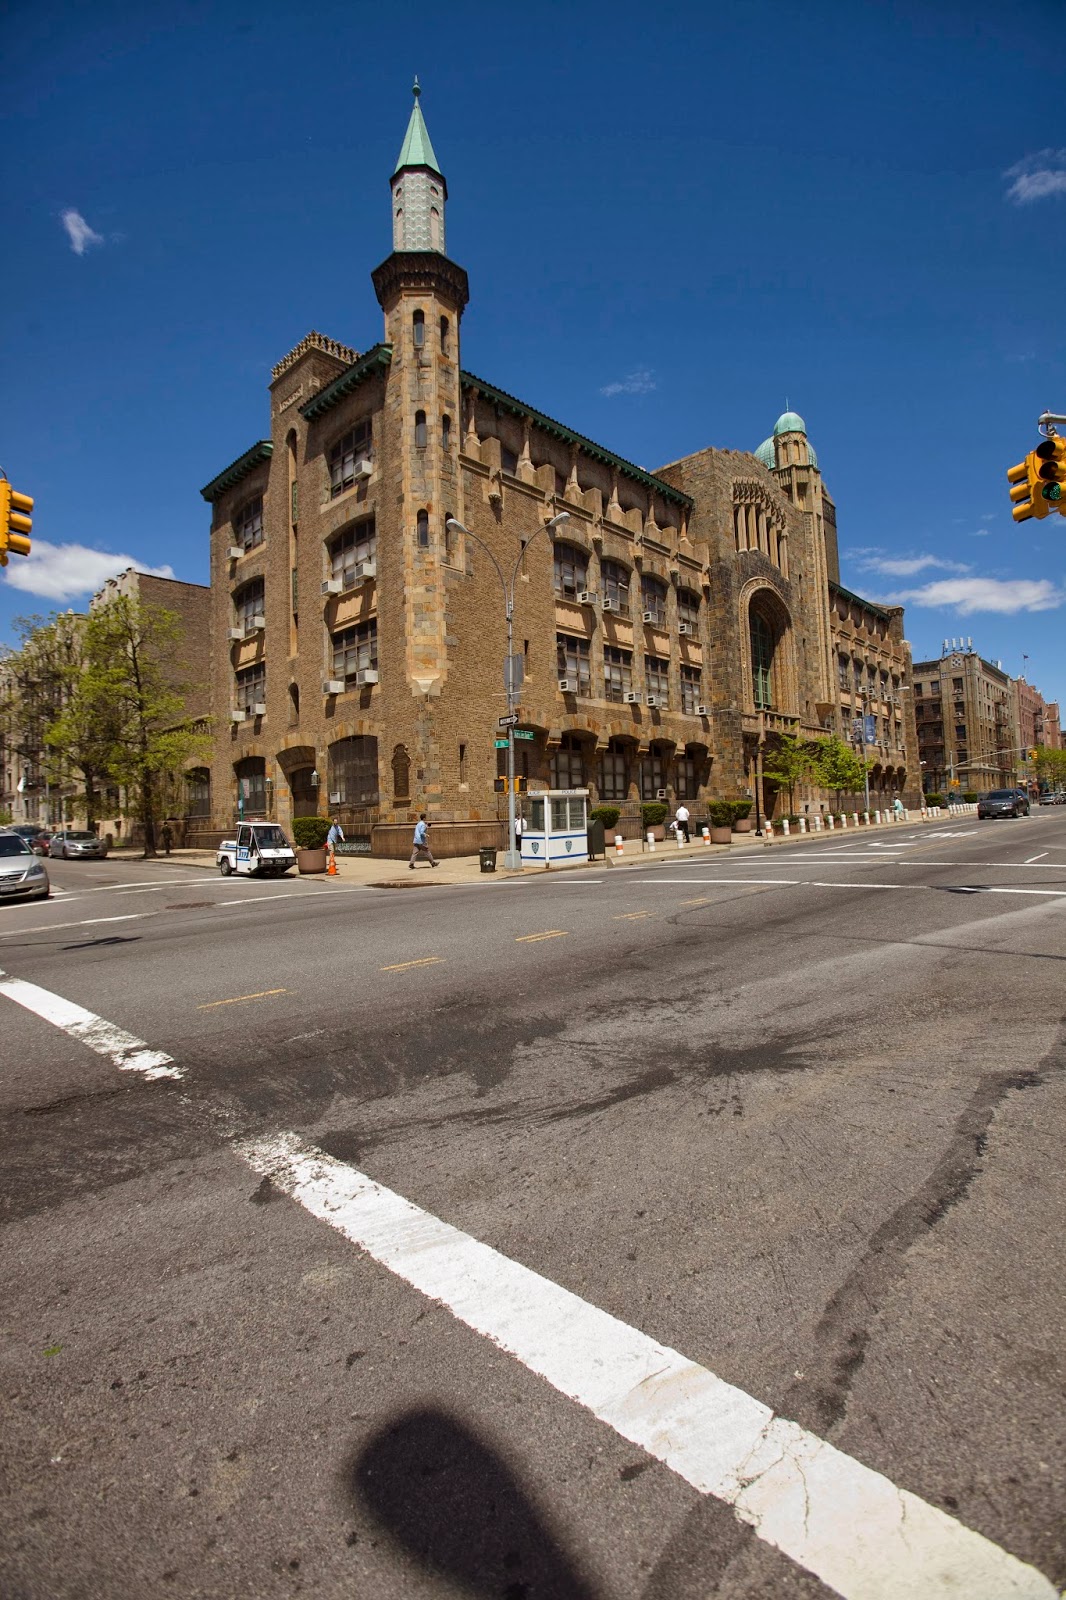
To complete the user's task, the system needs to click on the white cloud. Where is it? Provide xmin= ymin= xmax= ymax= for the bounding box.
xmin=883 ymin=577 xmax=1065 ymax=615
xmin=600 ymin=369 xmax=657 ymax=398
xmin=854 ymin=552 xmax=971 ymax=578
xmin=60 ymin=208 xmax=104 ymax=256
xmin=1005 ymin=150 xmax=1066 ymax=205
xmin=1 ymin=542 xmax=175 ymax=602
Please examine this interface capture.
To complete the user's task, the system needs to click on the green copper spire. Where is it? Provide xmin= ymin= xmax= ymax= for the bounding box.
xmin=393 ymin=77 xmax=444 ymax=181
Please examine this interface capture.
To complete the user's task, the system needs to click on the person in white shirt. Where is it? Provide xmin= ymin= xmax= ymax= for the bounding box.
xmin=674 ymin=803 xmax=690 ymax=843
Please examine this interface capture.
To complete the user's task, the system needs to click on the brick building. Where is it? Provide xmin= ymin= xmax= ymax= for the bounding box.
xmin=912 ymin=645 xmax=1019 ymax=794
xmin=199 ymin=85 xmax=921 ymax=853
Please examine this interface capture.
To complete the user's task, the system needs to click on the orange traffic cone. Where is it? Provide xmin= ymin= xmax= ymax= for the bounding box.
xmin=327 ymin=854 xmax=338 ymax=876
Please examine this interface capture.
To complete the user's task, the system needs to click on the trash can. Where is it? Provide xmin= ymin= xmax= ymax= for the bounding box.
xmin=587 ymin=817 xmax=605 ymax=860
xmin=479 ymin=846 xmax=497 ymax=873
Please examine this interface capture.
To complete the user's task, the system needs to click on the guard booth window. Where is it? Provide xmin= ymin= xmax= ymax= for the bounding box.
xmin=551 ymin=796 xmax=585 ymax=830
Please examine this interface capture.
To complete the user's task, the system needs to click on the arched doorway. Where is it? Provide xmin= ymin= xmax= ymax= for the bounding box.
xmin=234 ymin=757 xmax=266 ymax=820
xmin=289 ymin=766 xmax=319 ymax=818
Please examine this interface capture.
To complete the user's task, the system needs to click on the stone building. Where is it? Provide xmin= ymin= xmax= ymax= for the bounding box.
xmin=912 ymin=646 xmax=1019 ymax=794
xmin=199 ymin=86 xmax=921 ymax=853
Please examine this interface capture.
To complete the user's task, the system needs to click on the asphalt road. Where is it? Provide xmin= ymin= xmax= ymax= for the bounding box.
xmin=2 ymin=814 xmax=1064 ymax=1599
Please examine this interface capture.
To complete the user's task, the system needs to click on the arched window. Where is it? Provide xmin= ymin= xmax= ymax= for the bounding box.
xmin=677 ymin=588 xmax=700 ymax=629
xmin=412 ymin=310 xmax=425 ymax=348
xmin=441 ymin=414 xmax=452 ymax=453
xmin=414 ymin=410 xmax=427 ymax=449
xmin=440 ymin=316 xmax=450 ymax=355
xmin=235 ymin=757 xmax=266 ymax=818
xmin=417 ymin=509 xmax=430 ymax=547
xmin=601 ymin=560 xmax=631 ymax=615
xmin=429 ymin=207 xmax=441 ymax=249
xmin=750 ymin=610 xmax=775 ymax=710
xmin=328 ymin=737 xmax=379 ymax=808
xmin=391 ymin=744 xmax=411 ymax=803
xmin=550 ymin=734 xmax=586 ymax=790
xmin=641 ymin=576 xmax=668 ymax=625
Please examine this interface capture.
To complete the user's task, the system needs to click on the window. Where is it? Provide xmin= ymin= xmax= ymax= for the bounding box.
xmin=641 ymin=576 xmax=668 ymax=625
xmin=680 ymin=665 xmax=702 ymax=715
xmin=332 ymin=618 xmax=378 ymax=680
xmin=443 ymin=512 xmax=457 ymax=563
xmin=328 ymin=736 xmax=379 ymax=807
xmin=289 ymin=767 xmax=319 ymax=819
xmin=677 ymin=589 xmax=700 ymax=629
xmin=750 ymin=611 xmax=774 ymax=710
xmin=235 ymin=577 xmax=265 ymax=632
xmin=329 ymin=420 xmax=373 ymax=497
xmin=329 ymin=518 xmax=377 ymax=589
xmin=553 ymin=542 xmax=588 ymax=599
xmin=417 ymin=509 xmax=430 ymax=547
xmin=598 ymin=739 xmax=629 ymax=801
xmin=235 ymin=662 xmax=266 ymax=712
xmin=414 ymin=410 xmax=427 ymax=450
xmin=838 ymin=655 xmax=851 ymax=691
xmin=501 ymin=444 xmax=518 ymax=474
xmin=413 ymin=310 xmax=424 ymax=348
xmin=550 ymin=733 xmax=585 ymax=789
xmin=556 ymin=633 xmax=591 ymax=695
xmin=458 ymin=742 xmax=467 ymax=785
xmin=954 ymin=723 xmax=966 ymax=738
xmin=186 ymin=769 xmax=211 ymax=819
xmin=235 ymin=757 xmax=266 ymax=816
xmin=645 ymin=655 xmax=669 ymax=704
xmin=675 ymin=756 xmax=697 ymax=800
xmin=442 ymin=413 xmax=452 ymax=453
xmin=603 ymin=645 xmax=632 ymax=703
xmin=440 ymin=316 xmax=450 ymax=356
xmin=234 ymin=495 xmax=263 ymax=551
xmin=601 ymin=560 xmax=631 ymax=615
xmin=640 ymin=751 xmax=665 ymax=800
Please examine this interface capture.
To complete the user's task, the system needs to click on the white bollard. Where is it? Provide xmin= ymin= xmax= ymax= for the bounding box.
xmin=799 ymin=817 xmax=807 ymax=833
xmin=615 ymin=833 xmax=624 ymax=857
xmin=874 ymin=810 xmax=882 ymax=824
xmin=677 ymin=827 xmax=685 ymax=848
xmin=782 ymin=818 xmax=790 ymax=835
xmin=827 ymin=814 xmax=835 ymax=830
xmin=701 ymin=825 xmax=710 ymax=845
xmin=647 ymin=829 xmax=656 ymax=852
xmin=814 ymin=815 xmax=823 ymax=831
xmin=863 ymin=811 xmax=870 ymax=826
xmin=839 ymin=814 xmax=848 ymax=829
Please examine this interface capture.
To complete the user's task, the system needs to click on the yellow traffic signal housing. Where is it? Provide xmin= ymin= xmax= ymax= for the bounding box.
xmin=1007 ymin=452 xmax=1049 ymax=522
xmin=0 ymin=482 xmax=33 ymax=564
xmin=1035 ymin=436 xmax=1066 ymax=514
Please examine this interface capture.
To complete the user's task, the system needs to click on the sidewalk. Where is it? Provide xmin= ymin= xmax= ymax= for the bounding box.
xmin=104 ymin=808 xmax=970 ymax=889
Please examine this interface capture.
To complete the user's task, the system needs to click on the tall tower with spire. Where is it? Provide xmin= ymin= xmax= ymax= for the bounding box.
xmin=390 ymin=77 xmax=447 ymax=254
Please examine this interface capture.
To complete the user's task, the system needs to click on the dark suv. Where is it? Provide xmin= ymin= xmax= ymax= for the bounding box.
xmin=977 ymin=790 xmax=1030 ymax=819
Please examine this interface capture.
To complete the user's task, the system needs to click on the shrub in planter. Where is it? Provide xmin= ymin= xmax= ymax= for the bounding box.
xmin=729 ymin=800 xmax=752 ymax=822
xmin=925 ymin=792 xmax=945 ymax=809
xmin=292 ymin=816 xmax=331 ymax=849
xmin=590 ymin=806 xmax=621 ymax=831
xmin=708 ymin=800 xmax=733 ymax=828
xmin=962 ymin=790 xmax=979 ymax=803
xmin=641 ymin=802 xmax=668 ymax=829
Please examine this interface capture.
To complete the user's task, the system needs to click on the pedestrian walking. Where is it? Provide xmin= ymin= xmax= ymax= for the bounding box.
xmin=326 ymin=817 xmax=344 ymax=868
xmin=674 ymin=802 xmax=690 ymax=843
xmin=161 ymin=822 xmax=173 ymax=856
xmin=409 ymin=813 xmax=438 ymax=869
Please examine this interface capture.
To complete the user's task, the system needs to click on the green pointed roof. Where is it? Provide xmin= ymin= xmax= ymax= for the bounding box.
xmin=393 ymin=78 xmax=444 ymax=181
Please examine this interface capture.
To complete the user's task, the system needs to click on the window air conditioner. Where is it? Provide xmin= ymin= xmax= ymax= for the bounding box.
xmin=642 ymin=610 xmax=656 ymax=624
xmin=321 ymin=578 xmax=342 ymax=595
xmin=602 ymin=598 xmax=616 ymax=613
xmin=322 ymin=679 xmax=344 ymax=695
xmin=695 ymin=703 xmax=709 ymax=716
xmin=352 ymin=458 xmax=373 ymax=480
xmin=230 ymin=709 xmax=246 ymax=723
xmin=355 ymin=668 xmax=379 ymax=687
xmin=227 ymin=545 xmax=243 ymax=561
xmin=656 ymin=789 xmax=667 ymax=801
xmin=624 ymin=691 xmax=640 ymax=704
xmin=677 ymin=622 xmax=691 ymax=635
xmin=245 ymin=615 xmax=266 ymax=635
xmin=645 ymin=694 xmax=660 ymax=708
xmin=577 ymin=591 xmax=598 ymax=606
xmin=355 ymin=559 xmax=377 ymax=581
xmin=251 ymin=702 xmax=267 ymax=717
xmin=227 ymin=627 xmax=244 ymax=641
xmin=558 ymin=678 xmax=574 ymax=693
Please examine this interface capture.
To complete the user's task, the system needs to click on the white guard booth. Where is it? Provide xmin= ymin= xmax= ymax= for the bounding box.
xmin=521 ymin=788 xmax=589 ymax=868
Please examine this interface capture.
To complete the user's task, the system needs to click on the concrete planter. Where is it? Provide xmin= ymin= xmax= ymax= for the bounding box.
xmin=710 ymin=826 xmax=732 ymax=844
xmin=732 ymin=817 xmax=752 ymax=833
xmin=297 ymin=847 xmax=327 ymax=874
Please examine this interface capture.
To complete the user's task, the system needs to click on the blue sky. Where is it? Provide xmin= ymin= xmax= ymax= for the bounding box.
xmin=3 ymin=0 xmax=1065 ymax=705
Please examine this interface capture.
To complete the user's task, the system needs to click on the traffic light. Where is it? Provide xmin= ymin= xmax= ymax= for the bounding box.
xmin=1030 ymin=747 xmax=1039 ymax=762
xmin=0 ymin=481 xmax=33 ymax=564
xmin=1007 ymin=452 xmax=1049 ymax=522
xmin=515 ymin=776 xmax=527 ymax=793
xmin=1035 ymin=436 xmax=1066 ymax=514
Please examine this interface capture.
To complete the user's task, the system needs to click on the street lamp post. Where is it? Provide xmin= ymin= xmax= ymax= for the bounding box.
xmin=447 ymin=510 xmax=570 ymax=869
xmin=854 ymin=694 xmax=872 ymax=812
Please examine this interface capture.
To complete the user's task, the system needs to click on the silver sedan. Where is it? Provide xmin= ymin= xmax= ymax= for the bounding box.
xmin=0 ymin=835 xmax=51 ymax=899
xmin=48 ymin=830 xmax=109 ymax=859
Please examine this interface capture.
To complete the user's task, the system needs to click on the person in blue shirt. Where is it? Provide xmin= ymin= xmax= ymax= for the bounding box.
xmin=326 ymin=818 xmax=344 ymax=868
xmin=409 ymin=813 xmax=438 ymax=869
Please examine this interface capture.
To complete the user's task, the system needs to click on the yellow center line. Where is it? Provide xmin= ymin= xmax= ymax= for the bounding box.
xmin=515 ymin=930 xmax=568 ymax=943
xmin=198 ymin=987 xmax=289 ymax=1010
xmin=613 ymin=910 xmax=655 ymax=920
xmin=680 ymin=897 xmax=711 ymax=907
xmin=380 ymin=956 xmax=445 ymax=972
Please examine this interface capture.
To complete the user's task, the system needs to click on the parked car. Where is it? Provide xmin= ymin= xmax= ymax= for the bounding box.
xmin=1040 ymin=791 xmax=1066 ymax=805
xmin=48 ymin=829 xmax=109 ymax=859
xmin=0 ymin=834 xmax=50 ymax=900
xmin=3 ymin=824 xmax=47 ymax=844
xmin=977 ymin=790 xmax=1030 ymax=819
xmin=31 ymin=832 xmax=55 ymax=855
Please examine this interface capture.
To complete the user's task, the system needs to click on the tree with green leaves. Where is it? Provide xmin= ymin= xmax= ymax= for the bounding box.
xmin=61 ymin=595 xmax=210 ymax=857
xmin=1033 ymin=745 xmax=1066 ymax=791
xmin=761 ymin=732 xmax=813 ymax=814
xmin=809 ymin=734 xmax=872 ymax=811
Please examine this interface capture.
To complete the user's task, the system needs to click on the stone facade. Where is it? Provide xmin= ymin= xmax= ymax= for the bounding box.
xmin=198 ymin=89 xmax=928 ymax=850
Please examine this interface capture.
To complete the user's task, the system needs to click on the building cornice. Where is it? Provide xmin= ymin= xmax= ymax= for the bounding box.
xmin=298 ymin=344 xmax=394 ymax=421
xmin=460 ymin=371 xmax=694 ymax=510
xmin=371 ymin=252 xmax=470 ymax=314
xmin=200 ymin=441 xmax=273 ymax=503
xmin=830 ymin=581 xmax=894 ymax=623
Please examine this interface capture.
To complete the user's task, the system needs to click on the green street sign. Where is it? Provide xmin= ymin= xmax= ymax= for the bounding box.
xmin=494 ymin=738 xmax=509 ymax=748
xmin=514 ymin=729 xmax=535 ymax=740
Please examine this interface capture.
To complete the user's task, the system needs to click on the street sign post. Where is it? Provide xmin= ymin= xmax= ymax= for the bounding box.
xmin=494 ymin=738 xmax=509 ymax=749
xmin=514 ymin=729 xmax=534 ymax=740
